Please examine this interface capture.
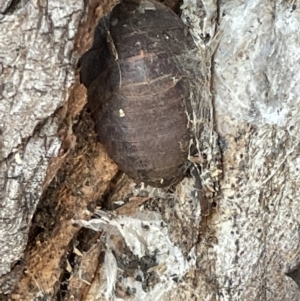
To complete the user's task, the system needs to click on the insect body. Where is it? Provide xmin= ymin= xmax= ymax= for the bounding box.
xmin=80 ymin=0 xmax=197 ymax=187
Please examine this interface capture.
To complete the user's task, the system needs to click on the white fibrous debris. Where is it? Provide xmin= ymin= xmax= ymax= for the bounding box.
xmin=74 ymin=210 xmax=195 ymax=300
xmin=180 ymin=0 xmax=222 ymax=200
xmin=181 ymin=0 xmax=217 ymax=48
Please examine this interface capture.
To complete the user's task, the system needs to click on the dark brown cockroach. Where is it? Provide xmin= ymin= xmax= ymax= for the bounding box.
xmin=79 ymin=0 xmax=197 ymax=187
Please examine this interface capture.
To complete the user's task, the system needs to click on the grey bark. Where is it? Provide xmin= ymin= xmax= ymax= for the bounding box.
xmin=195 ymin=0 xmax=300 ymax=300
xmin=0 ymin=0 xmax=83 ymax=293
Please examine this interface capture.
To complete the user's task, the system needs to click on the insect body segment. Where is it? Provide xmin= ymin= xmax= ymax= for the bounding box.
xmin=80 ymin=0 xmax=197 ymax=187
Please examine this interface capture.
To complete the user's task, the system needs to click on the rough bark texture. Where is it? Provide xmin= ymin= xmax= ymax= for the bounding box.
xmin=1 ymin=0 xmax=300 ymax=300
xmin=0 ymin=0 xmax=82 ymax=293
xmin=211 ymin=1 xmax=300 ymax=299
xmin=0 ymin=0 xmax=117 ymax=296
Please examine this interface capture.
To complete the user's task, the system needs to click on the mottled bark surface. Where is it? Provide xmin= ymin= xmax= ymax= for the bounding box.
xmin=1 ymin=0 xmax=300 ymax=300
xmin=0 ymin=0 xmax=81 ymax=294
xmin=210 ymin=1 xmax=300 ymax=299
xmin=0 ymin=0 xmax=117 ymax=296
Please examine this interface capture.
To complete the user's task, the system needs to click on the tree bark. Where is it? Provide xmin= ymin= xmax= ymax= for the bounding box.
xmin=1 ymin=0 xmax=300 ymax=300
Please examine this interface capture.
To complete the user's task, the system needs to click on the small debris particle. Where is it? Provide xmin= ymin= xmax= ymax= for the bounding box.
xmin=138 ymin=1 xmax=156 ymax=13
xmin=15 ymin=153 xmax=22 ymax=165
xmin=119 ymin=109 xmax=125 ymax=117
